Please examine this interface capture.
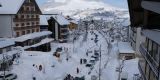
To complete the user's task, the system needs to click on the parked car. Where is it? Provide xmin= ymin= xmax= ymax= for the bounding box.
xmin=0 ymin=73 xmax=17 ymax=80
xmin=86 ymin=63 xmax=93 ymax=67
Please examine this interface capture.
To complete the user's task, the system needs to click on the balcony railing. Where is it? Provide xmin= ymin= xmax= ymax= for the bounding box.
xmin=14 ymin=26 xmax=39 ymax=31
xmin=13 ymin=18 xmax=39 ymax=22
xmin=138 ymin=60 xmax=147 ymax=80
xmin=19 ymin=11 xmax=40 ymax=14
xmin=139 ymin=44 xmax=159 ymax=77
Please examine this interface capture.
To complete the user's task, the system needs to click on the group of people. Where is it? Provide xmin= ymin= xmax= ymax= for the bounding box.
xmin=32 ymin=64 xmax=44 ymax=80
xmin=64 ymin=74 xmax=74 ymax=80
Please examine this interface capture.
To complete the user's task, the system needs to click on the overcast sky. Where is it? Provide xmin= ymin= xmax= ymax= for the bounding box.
xmin=37 ymin=0 xmax=128 ymax=9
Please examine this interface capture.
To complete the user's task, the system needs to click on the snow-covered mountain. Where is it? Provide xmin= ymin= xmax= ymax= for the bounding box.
xmin=41 ymin=0 xmax=129 ymax=20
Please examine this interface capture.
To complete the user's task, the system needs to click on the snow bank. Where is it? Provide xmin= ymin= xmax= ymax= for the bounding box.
xmin=118 ymin=42 xmax=135 ymax=53
xmin=0 ymin=38 xmax=15 ymax=48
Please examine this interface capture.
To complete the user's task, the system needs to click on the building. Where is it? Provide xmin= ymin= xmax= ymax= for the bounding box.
xmin=40 ymin=15 xmax=49 ymax=31
xmin=14 ymin=31 xmax=53 ymax=52
xmin=127 ymin=0 xmax=145 ymax=56
xmin=127 ymin=0 xmax=160 ymax=80
xmin=66 ymin=16 xmax=78 ymax=30
xmin=0 ymin=38 xmax=18 ymax=70
xmin=0 ymin=0 xmax=41 ymax=38
xmin=48 ymin=14 xmax=70 ymax=43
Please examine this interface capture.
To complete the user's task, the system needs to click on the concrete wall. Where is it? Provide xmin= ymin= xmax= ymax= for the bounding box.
xmin=0 ymin=15 xmax=14 ymax=38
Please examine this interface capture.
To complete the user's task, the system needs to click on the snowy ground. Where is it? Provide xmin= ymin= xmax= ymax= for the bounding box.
xmin=9 ymin=30 xmax=139 ymax=80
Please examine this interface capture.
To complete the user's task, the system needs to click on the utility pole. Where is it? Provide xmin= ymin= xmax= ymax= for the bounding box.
xmin=99 ymin=45 xmax=101 ymax=80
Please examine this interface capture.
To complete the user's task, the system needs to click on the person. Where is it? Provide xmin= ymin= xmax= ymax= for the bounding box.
xmin=77 ymin=67 xmax=79 ymax=74
xmin=80 ymin=59 xmax=83 ymax=64
xmin=39 ymin=65 xmax=42 ymax=71
xmin=33 ymin=77 xmax=36 ymax=80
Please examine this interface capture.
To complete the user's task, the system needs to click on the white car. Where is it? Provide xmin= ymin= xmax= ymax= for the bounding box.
xmin=0 ymin=73 xmax=17 ymax=80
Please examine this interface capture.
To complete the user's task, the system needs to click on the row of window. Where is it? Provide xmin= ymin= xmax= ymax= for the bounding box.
xmin=22 ymin=6 xmax=35 ymax=12
xmin=16 ymin=28 xmax=39 ymax=37
xmin=15 ymin=22 xmax=39 ymax=27
xmin=15 ymin=14 xmax=39 ymax=19
xmin=144 ymin=38 xmax=160 ymax=65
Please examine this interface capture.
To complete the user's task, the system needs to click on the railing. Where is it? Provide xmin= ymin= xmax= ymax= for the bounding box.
xmin=139 ymin=44 xmax=159 ymax=77
xmin=14 ymin=26 xmax=39 ymax=30
xmin=138 ymin=61 xmax=147 ymax=80
xmin=19 ymin=11 xmax=40 ymax=14
xmin=13 ymin=18 xmax=39 ymax=22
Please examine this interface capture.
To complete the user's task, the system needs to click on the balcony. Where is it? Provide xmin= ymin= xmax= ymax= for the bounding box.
xmin=14 ymin=26 xmax=39 ymax=31
xmin=19 ymin=11 xmax=40 ymax=14
xmin=138 ymin=60 xmax=147 ymax=80
xmin=13 ymin=18 xmax=39 ymax=22
xmin=139 ymin=44 xmax=159 ymax=77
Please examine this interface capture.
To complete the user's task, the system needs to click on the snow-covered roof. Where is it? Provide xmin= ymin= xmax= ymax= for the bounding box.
xmin=0 ymin=0 xmax=25 ymax=14
xmin=40 ymin=15 xmax=49 ymax=25
xmin=118 ymin=42 xmax=135 ymax=53
xmin=24 ymin=38 xmax=54 ymax=49
xmin=0 ymin=38 xmax=15 ymax=48
xmin=52 ymin=15 xmax=70 ymax=25
xmin=14 ymin=31 xmax=52 ymax=42
xmin=70 ymin=20 xmax=78 ymax=24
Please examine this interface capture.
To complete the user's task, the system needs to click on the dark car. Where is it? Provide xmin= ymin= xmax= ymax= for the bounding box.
xmin=0 ymin=73 xmax=17 ymax=80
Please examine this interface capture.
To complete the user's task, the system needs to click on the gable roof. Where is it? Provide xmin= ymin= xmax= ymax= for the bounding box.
xmin=52 ymin=15 xmax=70 ymax=25
xmin=0 ymin=0 xmax=42 ymax=14
xmin=0 ymin=0 xmax=25 ymax=14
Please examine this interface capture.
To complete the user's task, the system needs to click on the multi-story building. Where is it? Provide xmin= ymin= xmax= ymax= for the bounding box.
xmin=127 ymin=0 xmax=145 ymax=56
xmin=48 ymin=14 xmax=70 ymax=43
xmin=0 ymin=0 xmax=53 ymax=52
xmin=128 ymin=0 xmax=160 ymax=80
xmin=0 ymin=0 xmax=41 ymax=38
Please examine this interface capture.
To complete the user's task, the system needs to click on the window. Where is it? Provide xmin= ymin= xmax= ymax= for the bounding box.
xmin=16 ymin=24 xmax=19 ymax=26
xmin=145 ymin=64 xmax=150 ymax=80
xmin=15 ymin=15 xmax=18 ymax=19
xmin=27 ymin=30 xmax=30 ymax=34
xmin=149 ymin=70 xmax=157 ymax=80
xmin=148 ymin=39 xmax=152 ymax=53
xmin=16 ymin=32 xmax=20 ymax=37
xmin=152 ymin=42 xmax=158 ymax=63
xmin=36 ymin=29 xmax=39 ymax=32
xmin=36 ymin=15 xmax=39 ymax=18
xmin=26 ymin=7 xmax=30 ymax=11
xmin=21 ymin=23 xmax=25 ymax=26
xmin=32 ymin=29 xmax=35 ymax=33
xmin=27 ymin=22 xmax=30 ymax=25
xmin=36 ymin=22 xmax=39 ymax=25
xmin=27 ymin=15 xmax=30 ymax=18
xmin=21 ymin=15 xmax=24 ymax=18
xmin=32 ymin=22 xmax=35 ymax=25
xmin=31 ymin=15 xmax=34 ymax=18
xmin=22 ymin=31 xmax=25 ymax=35
xmin=31 ymin=7 xmax=35 ymax=11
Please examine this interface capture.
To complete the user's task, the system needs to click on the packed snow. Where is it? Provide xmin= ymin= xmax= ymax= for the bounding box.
xmin=10 ymin=29 xmax=139 ymax=80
